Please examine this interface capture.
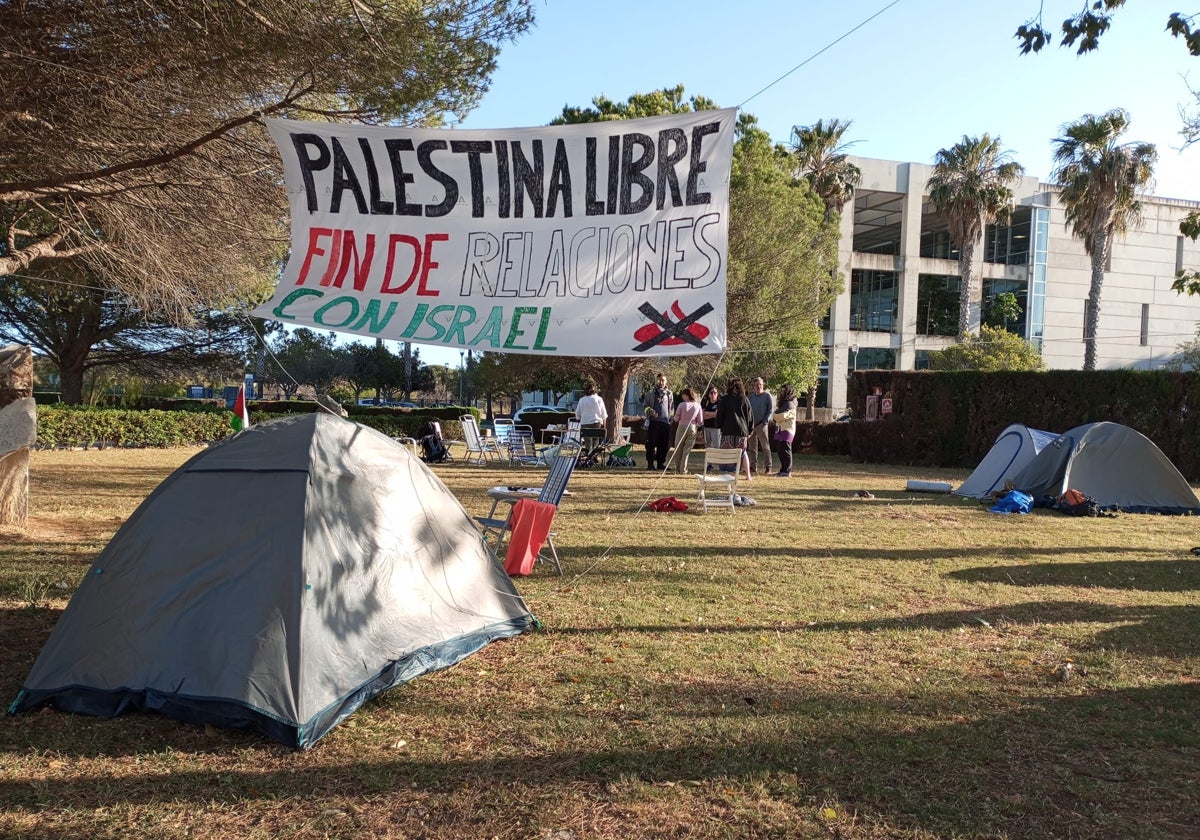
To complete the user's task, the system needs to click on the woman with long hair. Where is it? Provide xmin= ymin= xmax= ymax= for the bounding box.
xmin=715 ymin=377 xmax=753 ymax=481
xmin=772 ymin=384 xmax=798 ymax=477
xmin=666 ymin=387 xmax=703 ymax=473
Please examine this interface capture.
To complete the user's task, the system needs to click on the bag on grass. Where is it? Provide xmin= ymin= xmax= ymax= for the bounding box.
xmin=419 ymin=434 xmax=450 ymax=463
xmin=1056 ymin=488 xmax=1101 ymax=517
xmin=989 ymin=489 xmax=1033 ymax=514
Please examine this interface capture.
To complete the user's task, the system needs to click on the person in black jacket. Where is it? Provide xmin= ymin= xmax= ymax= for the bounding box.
xmin=714 ymin=377 xmax=753 ymax=481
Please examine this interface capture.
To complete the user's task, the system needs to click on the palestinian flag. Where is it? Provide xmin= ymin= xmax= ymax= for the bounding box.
xmin=231 ymin=386 xmax=251 ymax=432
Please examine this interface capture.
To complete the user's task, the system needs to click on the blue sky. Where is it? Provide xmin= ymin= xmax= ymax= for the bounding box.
xmin=414 ymin=0 xmax=1200 ymax=366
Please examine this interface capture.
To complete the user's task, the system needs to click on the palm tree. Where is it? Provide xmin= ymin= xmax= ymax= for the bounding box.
xmin=927 ymin=135 xmax=1024 ymax=339
xmin=790 ymin=119 xmax=861 ymax=418
xmin=790 ymin=118 xmax=862 ymax=222
xmin=1051 ymin=109 xmax=1157 ymax=370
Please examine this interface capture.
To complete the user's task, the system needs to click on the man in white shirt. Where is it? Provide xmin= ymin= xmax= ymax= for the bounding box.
xmin=574 ymin=384 xmax=607 ymax=429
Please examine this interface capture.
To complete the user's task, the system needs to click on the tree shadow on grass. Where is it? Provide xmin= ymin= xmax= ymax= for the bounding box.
xmin=948 ymin=559 xmax=1200 ymax=592
xmin=1 ymin=681 xmax=1195 ymax=839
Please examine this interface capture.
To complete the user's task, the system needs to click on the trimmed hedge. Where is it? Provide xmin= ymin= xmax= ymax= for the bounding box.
xmin=844 ymin=370 xmax=1200 ymax=481
xmin=36 ymin=406 xmax=235 ymax=449
xmin=34 ymin=404 xmax=468 ymax=449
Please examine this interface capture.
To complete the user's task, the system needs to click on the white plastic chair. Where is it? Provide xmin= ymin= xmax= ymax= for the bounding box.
xmin=695 ymin=448 xmax=743 ymax=513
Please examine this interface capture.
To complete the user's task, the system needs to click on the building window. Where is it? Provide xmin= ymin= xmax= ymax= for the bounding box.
xmin=919 ymin=200 xmax=958 ymax=260
xmin=849 ymin=269 xmax=898 ymax=333
xmin=854 ymin=347 xmax=896 ymax=370
xmin=1141 ymin=303 xmax=1150 ymax=346
xmin=1028 ymin=205 xmax=1050 ymax=350
xmin=917 ymin=274 xmax=960 ymax=336
xmin=982 ymin=277 xmax=1028 ymax=338
xmin=852 ymin=191 xmax=904 ymax=255
xmin=984 ymin=206 xmax=1032 ymax=266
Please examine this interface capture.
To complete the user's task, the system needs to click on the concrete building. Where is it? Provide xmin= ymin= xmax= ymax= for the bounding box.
xmin=823 ymin=156 xmax=1200 ymax=415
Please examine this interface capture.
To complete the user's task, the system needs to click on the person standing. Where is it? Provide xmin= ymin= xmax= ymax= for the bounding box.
xmin=700 ymin=385 xmax=721 ymax=453
xmin=747 ymin=376 xmax=774 ymax=475
xmin=642 ymin=372 xmax=674 ymax=471
xmin=574 ymin=383 xmax=607 ymax=430
xmin=772 ymin=384 xmax=798 ymax=477
xmin=715 ymin=377 xmax=753 ymax=481
xmin=666 ymin=388 xmax=703 ymax=473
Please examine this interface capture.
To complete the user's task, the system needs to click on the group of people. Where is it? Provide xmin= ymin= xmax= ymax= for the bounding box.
xmin=643 ymin=372 xmax=798 ymax=479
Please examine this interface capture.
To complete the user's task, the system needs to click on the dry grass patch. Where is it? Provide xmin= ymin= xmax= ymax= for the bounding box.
xmin=0 ymin=447 xmax=1197 ymax=839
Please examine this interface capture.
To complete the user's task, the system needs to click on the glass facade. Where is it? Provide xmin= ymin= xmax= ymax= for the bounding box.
xmin=984 ymin=206 xmax=1033 ymax=266
xmin=849 ymin=269 xmax=898 ymax=332
xmin=850 ymin=347 xmax=896 ymax=370
xmin=1028 ymin=205 xmax=1049 ymax=348
xmin=919 ymin=202 xmax=957 ymax=260
xmin=917 ymin=274 xmax=960 ymax=336
xmin=852 ymin=192 xmax=904 ymax=255
xmin=982 ymin=276 xmax=1028 ymax=338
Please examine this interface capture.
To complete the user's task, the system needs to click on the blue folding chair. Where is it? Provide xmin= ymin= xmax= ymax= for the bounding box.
xmin=475 ymin=448 xmax=579 ymax=574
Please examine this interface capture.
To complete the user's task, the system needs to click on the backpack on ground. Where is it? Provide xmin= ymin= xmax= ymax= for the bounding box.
xmin=1056 ymin=488 xmax=1100 ymax=517
xmin=420 ymin=434 xmax=450 ymax=463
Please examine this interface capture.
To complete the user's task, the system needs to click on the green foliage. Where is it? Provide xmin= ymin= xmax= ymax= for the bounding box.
xmin=551 ymin=84 xmax=716 ymax=124
xmin=1017 ymin=3 xmax=1200 ymax=56
xmin=1 ymin=1 xmax=535 ymax=311
xmin=789 ymin=118 xmax=862 ymax=222
xmin=926 ymin=326 xmax=1046 ymax=372
xmin=983 ymin=292 xmax=1023 ymax=329
xmin=917 ymin=275 xmax=960 ymax=336
xmin=1172 ymin=211 xmax=1200 ymax=295
xmin=33 ymin=403 xmax=475 ymax=449
xmin=36 ymin=406 xmax=234 ymax=449
xmin=727 ymin=116 xmax=838 ymax=352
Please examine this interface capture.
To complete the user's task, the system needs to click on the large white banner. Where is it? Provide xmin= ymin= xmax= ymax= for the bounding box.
xmin=255 ymin=110 xmax=734 ymax=356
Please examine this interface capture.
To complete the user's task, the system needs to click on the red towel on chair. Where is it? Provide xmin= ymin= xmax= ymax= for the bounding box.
xmin=504 ymin=498 xmax=556 ymax=576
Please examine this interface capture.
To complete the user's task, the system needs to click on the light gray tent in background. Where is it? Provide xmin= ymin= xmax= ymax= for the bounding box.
xmin=954 ymin=424 xmax=1060 ymax=499
xmin=1007 ymin=421 xmax=1200 ymax=514
xmin=10 ymin=413 xmax=533 ymax=748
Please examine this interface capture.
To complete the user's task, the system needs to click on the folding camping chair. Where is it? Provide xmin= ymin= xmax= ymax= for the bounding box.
xmin=475 ymin=448 xmax=579 ymax=574
xmin=694 ymin=448 xmax=743 ymax=513
xmin=555 ymin=420 xmax=582 ymax=447
xmin=604 ymin=442 xmax=636 ymax=467
xmin=508 ymin=424 xmax=557 ymax=466
xmin=460 ymin=415 xmax=502 ymax=465
xmin=492 ymin=418 xmax=515 ymax=448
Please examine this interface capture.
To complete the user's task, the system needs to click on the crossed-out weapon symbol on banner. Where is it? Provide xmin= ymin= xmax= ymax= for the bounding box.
xmin=632 ymin=301 xmax=714 ymax=352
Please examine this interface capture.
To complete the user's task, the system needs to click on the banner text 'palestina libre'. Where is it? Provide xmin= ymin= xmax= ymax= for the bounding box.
xmin=288 ymin=122 xmax=722 ymax=219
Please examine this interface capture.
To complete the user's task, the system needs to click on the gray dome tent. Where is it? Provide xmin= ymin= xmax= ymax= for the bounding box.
xmin=1008 ymin=421 xmax=1200 ymax=515
xmin=954 ymin=423 xmax=1059 ymax=499
xmin=10 ymin=413 xmax=533 ymax=748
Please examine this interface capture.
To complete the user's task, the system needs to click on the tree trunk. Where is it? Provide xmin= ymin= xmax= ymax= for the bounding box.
xmin=0 ymin=345 xmax=34 ymax=527
xmin=592 ymin=359 xmax=639 ymax=442
xmin=59 ymin=355 xmax=87 ymax=405
xmin=1084 ymin=230 xmax=1108 ymax=371
xmin=956 ymin=238 xmax=978 ymax=339
xmin=806 ymin=384 xmax=818 ymax=421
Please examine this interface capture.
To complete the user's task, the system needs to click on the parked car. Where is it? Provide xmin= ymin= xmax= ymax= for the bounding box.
xmin=513 ymin=405 xmax=567 ymax=422
xmin=386 ymin=401 xmax=418 ymax=408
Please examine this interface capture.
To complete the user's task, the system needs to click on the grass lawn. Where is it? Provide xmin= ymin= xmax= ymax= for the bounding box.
xmin=1 ymin=446 xmax=1197 ymax=839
